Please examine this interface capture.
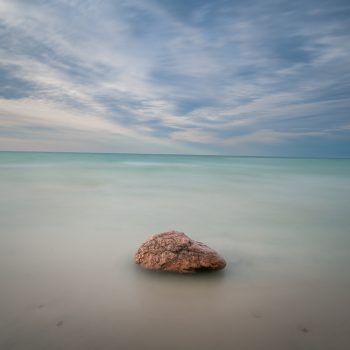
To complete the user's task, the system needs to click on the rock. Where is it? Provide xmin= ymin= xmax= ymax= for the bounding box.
xmin=134 ymin=231 xmax=226 ymax=273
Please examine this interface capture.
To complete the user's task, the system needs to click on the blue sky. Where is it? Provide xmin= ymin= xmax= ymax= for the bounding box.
xmin=0 ymin=0 xmax=349 ymax=156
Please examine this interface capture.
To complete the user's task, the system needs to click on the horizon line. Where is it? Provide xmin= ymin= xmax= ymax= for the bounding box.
xmin=0 ymin=150 xmax=349 ymax=160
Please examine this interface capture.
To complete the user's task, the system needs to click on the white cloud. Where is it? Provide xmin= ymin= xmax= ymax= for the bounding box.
xmin=0 ymin=98 xmax=125 ymax=133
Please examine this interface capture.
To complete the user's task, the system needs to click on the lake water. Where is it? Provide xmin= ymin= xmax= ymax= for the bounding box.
xmin=0 ymin=152 xmax=349 ymax=350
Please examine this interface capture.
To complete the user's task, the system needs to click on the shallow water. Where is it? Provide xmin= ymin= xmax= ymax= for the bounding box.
xmin=0 ymin=152 xmax=350 ymax=350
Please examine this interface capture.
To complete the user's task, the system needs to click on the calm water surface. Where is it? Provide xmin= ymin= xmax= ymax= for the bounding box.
xmin=0 ymin=152 xmax=350 ymax=350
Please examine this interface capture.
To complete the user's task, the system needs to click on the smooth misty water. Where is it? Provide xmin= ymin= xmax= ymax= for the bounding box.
xmin=0 ymin=152 xmax=349 ymax=350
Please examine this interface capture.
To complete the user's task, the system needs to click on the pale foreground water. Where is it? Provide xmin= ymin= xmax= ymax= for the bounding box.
xmin=0 ymin=152 xmax=350 ymax=350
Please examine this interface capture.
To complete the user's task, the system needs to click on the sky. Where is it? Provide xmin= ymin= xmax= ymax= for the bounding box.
xmin=0 ymin=0 xmax=349 ymax=156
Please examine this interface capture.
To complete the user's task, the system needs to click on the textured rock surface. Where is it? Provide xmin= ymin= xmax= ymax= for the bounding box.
xmin=135 ymin=231 xmax=226 ymax=273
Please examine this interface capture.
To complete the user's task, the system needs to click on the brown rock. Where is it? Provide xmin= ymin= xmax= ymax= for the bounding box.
xmin=134 ymin=231 xmax=226 ymax=273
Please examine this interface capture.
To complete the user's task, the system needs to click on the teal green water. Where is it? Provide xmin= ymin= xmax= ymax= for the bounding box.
xmin=0 ymin=152 xmax=350 ymax=350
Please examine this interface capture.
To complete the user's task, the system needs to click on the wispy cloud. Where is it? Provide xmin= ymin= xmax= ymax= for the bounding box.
xmin=0 ymin=0 xmax=349 ymax=155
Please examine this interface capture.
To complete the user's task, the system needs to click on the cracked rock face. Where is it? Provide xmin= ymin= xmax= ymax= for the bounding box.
xmin=134 ymin=231 xmax=226 ymax=273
